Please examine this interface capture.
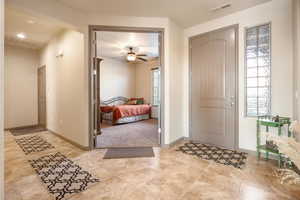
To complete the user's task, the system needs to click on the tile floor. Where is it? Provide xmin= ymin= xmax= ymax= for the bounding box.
xmin=5 ymin=131 xmax=300 ymax=200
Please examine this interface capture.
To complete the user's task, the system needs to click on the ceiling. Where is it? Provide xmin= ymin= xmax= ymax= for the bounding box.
xmin=58 ymin=0 xmax=270 ymax=28
xmin=5 ymin=7 xmax=66 ymax=49
xmin=97 ymin=31 xmax=159 ymax=62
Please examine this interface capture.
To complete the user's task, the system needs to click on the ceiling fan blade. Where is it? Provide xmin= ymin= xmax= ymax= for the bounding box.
xmin=137 ymin=57 xmax=148 ymax=62
xmin=137 ymin=54 xmax=147 ymax=56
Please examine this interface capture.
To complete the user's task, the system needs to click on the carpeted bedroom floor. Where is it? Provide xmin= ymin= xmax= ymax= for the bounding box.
xmin=96 ymin=119 xmax=159 ymax=148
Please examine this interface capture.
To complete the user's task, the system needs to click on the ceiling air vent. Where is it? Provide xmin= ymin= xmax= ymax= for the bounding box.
xmin=210 ymin=3 xmax=232 ymax=12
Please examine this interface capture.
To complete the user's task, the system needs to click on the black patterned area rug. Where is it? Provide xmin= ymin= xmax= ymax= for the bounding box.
xmin=29 ymin=152 xmax=100 ymax=200
xmin=10 ymin=125 xmax=47 ymax=136
xmin=177 ymin=142 xmax=248 ymax=169
xmin=15 ymin=135 xmax=55 ymax=155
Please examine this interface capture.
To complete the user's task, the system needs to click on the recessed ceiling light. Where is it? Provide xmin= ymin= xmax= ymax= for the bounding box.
xmin=27 ymin=20 xmax=36 ymax=24
xmin=16 ymin=33 xmax=26 ymax=39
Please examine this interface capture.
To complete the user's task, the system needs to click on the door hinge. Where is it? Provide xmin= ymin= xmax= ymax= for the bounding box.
xmin=94 ymin=129 xmax=102 ymax=136
xmin=93 ymin=129 xmax=98 ymax=135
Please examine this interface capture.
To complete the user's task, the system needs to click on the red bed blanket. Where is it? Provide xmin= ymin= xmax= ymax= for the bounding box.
xmin=100 ymin=104 xmax=151 ymax=121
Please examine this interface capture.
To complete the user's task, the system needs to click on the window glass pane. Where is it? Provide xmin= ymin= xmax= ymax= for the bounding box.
xmin=247 ymin=78 xmax=258 ymax=87
xmin=259 ymin=25 xmax=270 ymax=36
xmin=258 ymin=67 xmax=270 ymax=76
xmin=247 ymin=97 xmax=257 ymax=105
xmin=258 ymin=36 xmax=269 ymax=45
xmin=258 ymin=57 xmax=270 ymax=66
xmin=246 ymin=28 xmax=257 ymax=44
xmin=247 ymin=58 xmax=258 ymax=67
xmin=247 ymin=67 xmax=257 ymax=77
xmin=246 ymin=48 xmax=257 ymax=58
xmin=154 ymin=80 xmax=159 ymax=87
xmin=247 ymin=96 xmax=258 ymax=116
xmin=258 ymin=87 xmax=270 ymax=98
xmin=247 ymin=88 xmax=257 ymax=98
xmin=258 ymin=77 xmax=270 ymax=87
xmin=258 ymin=46 xmax=270 ymax=57
xmin=258 ymin=98 xmax=269 ymax=108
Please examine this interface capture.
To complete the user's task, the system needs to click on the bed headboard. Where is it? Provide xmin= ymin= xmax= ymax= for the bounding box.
xmin=101 ymin=96 xmax=129 ymax=106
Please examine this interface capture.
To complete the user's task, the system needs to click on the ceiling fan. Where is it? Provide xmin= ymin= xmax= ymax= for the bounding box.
xmin=126 ymin=47 xmax=148 ymax=62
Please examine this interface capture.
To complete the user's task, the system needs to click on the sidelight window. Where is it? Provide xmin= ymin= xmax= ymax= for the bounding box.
xmin=245 ymin=23 xmax=271 ymax=117
xmin=151 ymin=68 xmax=160 ymax=106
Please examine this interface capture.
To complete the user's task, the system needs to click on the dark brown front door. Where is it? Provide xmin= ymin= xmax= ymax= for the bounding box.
xmin=190 ymin=25 xmax=237 ymax=150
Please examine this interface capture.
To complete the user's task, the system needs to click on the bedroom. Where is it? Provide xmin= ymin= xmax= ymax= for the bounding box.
xmin=94 ymin=30 xmax=161 ymax=148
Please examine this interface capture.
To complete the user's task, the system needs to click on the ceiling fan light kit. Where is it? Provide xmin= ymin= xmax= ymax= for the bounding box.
xmin=127 ymin=53 xmax=136 ymax=61
xmin=126 ymin=46 xmax=148 ymax=62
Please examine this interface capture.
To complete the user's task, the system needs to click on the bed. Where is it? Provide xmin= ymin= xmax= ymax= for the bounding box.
xmin=100 ymin=96 xmax=151 ymax=125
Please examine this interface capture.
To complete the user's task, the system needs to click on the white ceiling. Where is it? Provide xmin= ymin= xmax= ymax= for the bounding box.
xmin=97 ymin=31 xmax=159 ymax=61
xmin=5 ymin=7 xmax=66 ymax=49
xmin=58 ymin=0 xmax=270 ymax=28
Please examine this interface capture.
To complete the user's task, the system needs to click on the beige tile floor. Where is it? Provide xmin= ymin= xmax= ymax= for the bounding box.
xmin=4 ymin=131 xmax=300 ymax=200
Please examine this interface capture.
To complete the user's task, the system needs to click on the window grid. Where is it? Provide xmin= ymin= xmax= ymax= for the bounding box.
xmin=245 ymin=23 xmax=271 ymax=117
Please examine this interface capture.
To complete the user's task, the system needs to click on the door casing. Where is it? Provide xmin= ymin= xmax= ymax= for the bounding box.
xmin=188 ymin=24 xmax=239 ymax=150
xmin=88 ymin=25 xmax=165 ymax=149
xmin=38 ymin=65 xmax=47 ymax=128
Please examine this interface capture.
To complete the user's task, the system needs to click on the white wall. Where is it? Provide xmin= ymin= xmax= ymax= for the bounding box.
xmin=4 ymin=45 xmax=39 ymax=129
xmin=100 ymin=57 xmax=136 ymax=100
xmin=135 ymin=59 xmax=159 ymax=104
xmin=0 ymin=0 xmax=4 ymax=198
xmin=40 ymin=30 xmax=88 ymax=147
xmin=184 ymin=0 xmax=294 ymax=151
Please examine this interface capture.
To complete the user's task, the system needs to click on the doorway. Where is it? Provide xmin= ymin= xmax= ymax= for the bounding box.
xmin=189 ymin=25 xmax=238 ymax=150
xmin=38 ymin=66 xmax=47 ymax=128
xmin=89 ymin=26 xmax=165 ymax=149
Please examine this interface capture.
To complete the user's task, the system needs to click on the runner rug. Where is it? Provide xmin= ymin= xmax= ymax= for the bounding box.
xmin=29 ymin=152 xmax=100 ymax=200
xmin=177 ymin=142 xmax=247 ymax=169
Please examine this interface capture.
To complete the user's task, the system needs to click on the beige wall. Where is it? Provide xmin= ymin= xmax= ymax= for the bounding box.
xmin=135 ymin=59 xmax=159 ymax=104
xmin=0 ymin=0 xmax=4 ymax=198
xmin=169 ymin=20 xmax=184 ymax=143
xmin=40 ymin=30 xmax=88 ymax=147
xmin=184 ymin=0 xmax=294 ymax=151
xmin=100 ymin=57 xmax=136 ymax=100
xmin=4 ymin=44 xmax=39 ymax=129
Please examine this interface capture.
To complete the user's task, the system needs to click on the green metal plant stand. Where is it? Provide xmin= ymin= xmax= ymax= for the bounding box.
xmin=256 ymin=115 xmax=291 ymax=167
